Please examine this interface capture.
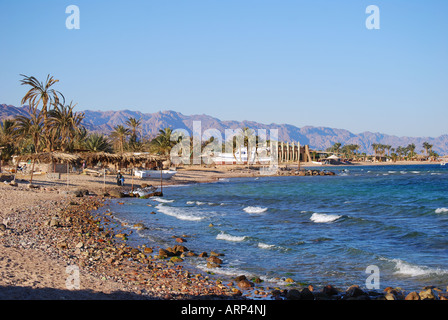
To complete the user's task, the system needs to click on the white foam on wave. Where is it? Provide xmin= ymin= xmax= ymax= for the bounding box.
xmin=243 ymin=206 xmax=268 ymax=214
xmin=196 ymin=262 xmax=291 ymax=287
xmin=391 ymin=259 xmax=448 ymax=277
xmin=258 ymin=242 xmax=275 ymax=249
xmin=186 ymin=200 xmax=209 ymax=206
xmin=151 ymin=197 xmax=174 ymax=203
xmin=310 ymin=213 xmax=341 ymax=223
xmin=435 ymin=207 xmax=448 ymax=214
xmin=197 ymin=263 xmax=256 ymax=278
xmin=155 ymin=203 xmax=204 ymax=221
xmin=216 ymin=232 xmax=247 ymax=242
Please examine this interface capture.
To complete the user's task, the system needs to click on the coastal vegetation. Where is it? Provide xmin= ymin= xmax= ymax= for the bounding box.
xmin=325 ymin=142 xmax=439 ymax=163
xmin=0 ymin=74 xmax=443 ymax=168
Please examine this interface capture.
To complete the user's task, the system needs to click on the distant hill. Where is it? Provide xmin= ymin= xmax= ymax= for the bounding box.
xmin=1 ymin=104 xmax=447 ymax=155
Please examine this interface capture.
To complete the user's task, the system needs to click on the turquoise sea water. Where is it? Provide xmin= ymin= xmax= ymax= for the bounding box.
xmin=105 ymin=164 xmax=448 ymax=291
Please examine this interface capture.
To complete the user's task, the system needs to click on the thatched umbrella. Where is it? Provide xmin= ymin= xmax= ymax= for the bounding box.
xmin=76 ymin=152 xmax=168 ymax=192
xmin=78 ymin=152 xmax=121 ymax=167
xmin=119 ymin=152 xmax=168 ymax=190
xmin=14 ymin=152 xmax=81 ymax=185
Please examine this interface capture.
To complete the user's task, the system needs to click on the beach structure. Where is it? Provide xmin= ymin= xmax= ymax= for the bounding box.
xmin=13 ymin=152 xmax=81 ymax=184
xmin=278 ymin=142 xmax=312 ymax=163
xmin=77 ymin=152 xmax=168 ymax=192
xmin=211 ymin=143 xmax=312 ymax=165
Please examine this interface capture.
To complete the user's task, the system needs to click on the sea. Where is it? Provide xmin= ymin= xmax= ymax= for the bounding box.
xmin=101 ymin=164 xmax=448 ymax=292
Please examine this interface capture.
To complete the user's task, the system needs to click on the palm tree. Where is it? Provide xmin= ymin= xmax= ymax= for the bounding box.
xmin=385 ymin=145 xmax=392 ymax=158
xmin=110 ymin=125 xmax=130 ymax=153
xmin=422 ymin=142 xmax=433 ymax=159
xmin=0 ymin=119 xmax=17 ymax=168
xmin=149 ymin=127 xmax=176 ymax=155
xmin=125 ymin=117 xmax=142 ymax=151
xmin=14 ymin=111 xmax=44 ymax=154
xmin=20 ymin=74 xmax=64 ymax=151
xmin=48 ymin=102 xmax=85 ymax=152
xmin=327 ymin=142 xmax=342 ymax=155
xmin=85 ymin=133 xmax=113 ymax=152
xmin=125 ymin=117 xmax=142 ymax=141
xmin=407 ymin=143 xmax=416 ymax=160
xmin=371 ymin=143 xmax=379 ymax=161
xmin=72 ymin=126 xmax=88 ymax=151
xmin=14 ymin=111 xmax=44 ymax=185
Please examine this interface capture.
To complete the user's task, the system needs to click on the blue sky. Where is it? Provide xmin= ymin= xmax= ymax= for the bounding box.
xmin=0 ymin=0 xmax=447 ymax=137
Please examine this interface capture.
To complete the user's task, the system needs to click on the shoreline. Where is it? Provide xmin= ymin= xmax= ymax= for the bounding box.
xmin=1 ymin=164 xmax=446 ymax=300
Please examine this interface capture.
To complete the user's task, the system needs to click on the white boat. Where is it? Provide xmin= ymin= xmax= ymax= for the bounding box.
xmin=312 ymin=161 xmax=323 ymax=165
xmin=441 ymin=162 xmax=446 ymax=166
xmin=134 ymin=170 xmax=177 ymax=179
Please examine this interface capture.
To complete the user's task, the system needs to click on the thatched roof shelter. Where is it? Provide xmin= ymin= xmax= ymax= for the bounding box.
xmin=120 ymin=152 xmax=167 ymax=166
xmin=16 ymin=152 xmax=81 ymax=164
xmin=77 ymin=152 xmax=121 ymax=166
xmin=77 ymin=152 xmax=168 ymax=167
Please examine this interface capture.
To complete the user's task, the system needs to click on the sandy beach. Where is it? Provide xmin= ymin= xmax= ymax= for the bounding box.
xmin=0 ymin=169 xmax=242 ymax=300
xmin=0 ymin=161 xmax=446 ymax=300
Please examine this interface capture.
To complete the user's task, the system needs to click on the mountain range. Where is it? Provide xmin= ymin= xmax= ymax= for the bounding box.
xmin=1 ymin=104 xmax=447 ymax=155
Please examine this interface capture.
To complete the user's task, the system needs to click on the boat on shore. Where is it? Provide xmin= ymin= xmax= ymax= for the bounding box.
xmin=134 ymin=169 xmax=177 ymax=179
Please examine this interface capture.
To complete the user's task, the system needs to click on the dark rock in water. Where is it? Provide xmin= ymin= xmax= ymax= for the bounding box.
xmin=198 ymin=252 xmax=208 ymax=258
xmin=344 ymin=285 xmax=367 ymax=299
xmin=173 ymin=245 xmax=189 ymax=253
xmin=237 ymin=279 xmax=254 ymax=289
xmin=207 ymin=262 xmax=221 ymax=268
xmin=253 ymin=277 xmax=263 ymax=284
xmin=0 ymin=223 xmax=6 ymax=231
xmin=300 ymin=288 xmax=315 ymax=300
xmin=158 ymin=248 xmax=172 ymax=258
xmin=234 ymin=275 xmax=247 ymax=282
xmin=286 ymin=289 xmax=301 ymax=300
xmin=323 ymin=284 xmax=339 ymax=296
xmin=419 ymin=288 xmax=437 ymax=300
xmin=207 ymin=256 xmax=223 ymax=265
xmin=133 ymin=223 xmax=147 ymax=230
xmin=170 ymin=256 xmax=184 ymax=263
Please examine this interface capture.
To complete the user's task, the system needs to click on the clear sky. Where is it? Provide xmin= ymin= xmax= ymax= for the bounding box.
xmin=0 ymin=0 xmax=447 ymax=137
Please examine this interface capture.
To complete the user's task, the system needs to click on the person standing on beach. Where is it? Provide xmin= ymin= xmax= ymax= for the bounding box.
xmin=116 ymin=171 xmax=123 ymax=186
